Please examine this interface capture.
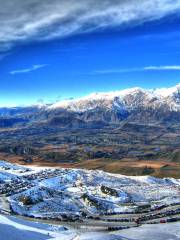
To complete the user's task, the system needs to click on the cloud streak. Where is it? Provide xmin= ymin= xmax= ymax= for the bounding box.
xmin=10 ymin=64 xmax=48 ymax=75
xmin=144 ymin=65 xmax=180 ymax=70
xmin=1 ymin=0 xmax=180 ymax=51
xmin=93 ymin=65 xmax=180 ymax=74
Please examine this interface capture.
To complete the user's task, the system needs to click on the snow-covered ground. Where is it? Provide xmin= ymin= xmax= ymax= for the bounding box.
xmin=0 ymin=160 xmax=180 ymax=239
xmin=0 ymin=214 xmax=74 ymax=240
xmin=0 ymin=214 xmax=179 ymax=240
xmin=0 ymin=160 xmax=179 ymax=217
xmin=0 ymin=214 xmax=124 ymax=240
xmin=114 ymin=222 xmax=180 ymax=240
xmin=9 ymin=168 xmax=180 ymax=217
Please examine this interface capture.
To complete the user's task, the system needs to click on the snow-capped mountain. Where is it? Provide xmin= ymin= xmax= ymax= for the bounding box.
xmin=0 ymin=84 xmax=179 ymax=128
xmin=49 ymin=84 xmax=180 ymax=113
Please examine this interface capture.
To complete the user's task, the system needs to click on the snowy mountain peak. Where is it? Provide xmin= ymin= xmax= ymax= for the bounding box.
xmin=153 ymin=83 xmax=180 ymax=97
xmin=49 ymin=83 xmax=180 ymax=112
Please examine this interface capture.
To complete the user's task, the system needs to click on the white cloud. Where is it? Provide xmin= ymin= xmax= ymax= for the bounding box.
xmin=0 ymin=0 xmax=180 ymax=51
xmin=93 ymin=68 xmax=140 ymax=74
xmin=10 ymin=64 xmax=48 ymax=75
xmin=144 ymin=65 xmax=180 ymax=70
xmin=93 ymin=65 xmax=180 ymax=74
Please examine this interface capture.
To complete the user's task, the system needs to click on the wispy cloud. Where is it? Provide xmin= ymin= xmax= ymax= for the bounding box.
xmin=93 ymin=65 xmax=180 ymax=74
xmin=1 ymin=0 xmax=180 ymax=51
xmin=10 ymin=64 xmax=48 ymax=75
xmin=144 ymin=65 xmax=180 ymax=70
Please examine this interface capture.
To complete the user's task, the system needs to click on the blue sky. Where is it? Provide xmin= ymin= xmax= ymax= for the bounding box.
xmin=1 ymin=0 xmax=180 ymax=106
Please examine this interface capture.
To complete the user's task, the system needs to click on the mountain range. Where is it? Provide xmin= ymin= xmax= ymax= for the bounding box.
xmin=0 ymin=84 xmax=179 ymax=177
xmin=50 ymin=84 xmax=180 ymax=112
xmin=0 ymin=84 xmax=179 ymax=128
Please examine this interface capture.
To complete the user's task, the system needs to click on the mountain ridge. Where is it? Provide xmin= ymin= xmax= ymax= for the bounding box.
xmin=0 ymin=84 xmax=179 ymax=127
xmin=48 ymin=83 xmax=180 ymax=113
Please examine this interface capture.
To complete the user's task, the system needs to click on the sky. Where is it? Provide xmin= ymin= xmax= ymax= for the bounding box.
xmin=1 ymin=0 xmax=180 ymax=106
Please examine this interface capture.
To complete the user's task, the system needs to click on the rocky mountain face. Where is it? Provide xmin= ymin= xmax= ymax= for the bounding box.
xmin=45 ymin=84 xmax=180 ymax=127
xmin=49 ymin=84 xmax=180 ymax=111
xmin=0 ymin=84 xmax=179 ymax=128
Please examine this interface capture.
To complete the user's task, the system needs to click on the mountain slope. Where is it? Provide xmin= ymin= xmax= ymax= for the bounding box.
xmin=49 ymin=84 xmax=180 ymax=113
xmin=0 ymin=84 xmax=179 ymax=128
xmin=45 ymin=84 xmax=180 ymax=126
